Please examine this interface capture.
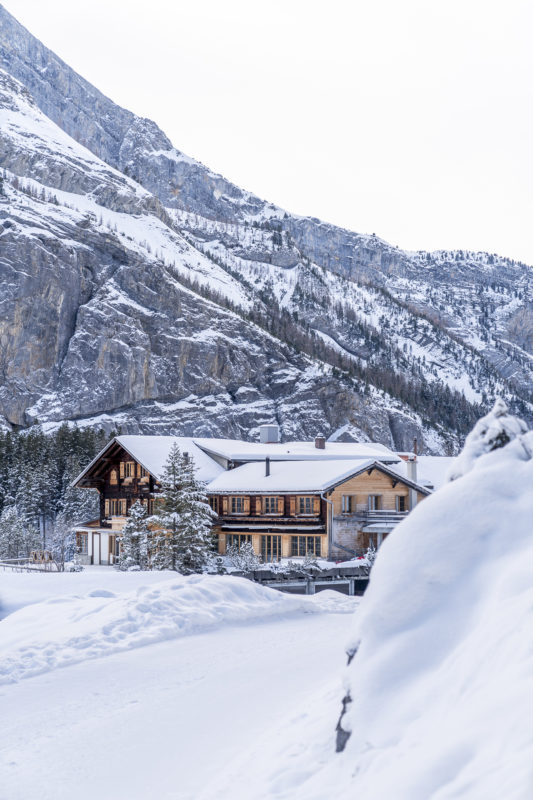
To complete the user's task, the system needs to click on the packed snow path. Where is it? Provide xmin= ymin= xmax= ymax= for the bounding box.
xmin=0 ymin=599 xmax=352 ymax=800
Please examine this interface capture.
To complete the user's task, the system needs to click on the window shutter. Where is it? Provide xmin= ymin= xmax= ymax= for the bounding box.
xmin=313 ymin=496 xmax=320 ymax=514
xmin=277 ymin=497 xmax=284 ymax=514
xmin=222 ymin=496 xmax=228 ymax=514
xmin=243 ymin=497 xmax=250 ymax=515
xmin=119 ymin=462 xmax=124 ymax=479
xmin=121 ymin=499 xmax=127 ymax=515
xmin=255 ymin=497 xmax=262 ymax=515
xmin=137 ymin=463 xmax=141 ymax=478
xmin=104 ymin=499 xmax=109 ymax=516
xmin=290 ymin=496 xmax=295 ymax=516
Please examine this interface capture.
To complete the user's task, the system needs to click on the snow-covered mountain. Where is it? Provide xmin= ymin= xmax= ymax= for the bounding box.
xmin=1 ymin=4 xmax=532 ymax=452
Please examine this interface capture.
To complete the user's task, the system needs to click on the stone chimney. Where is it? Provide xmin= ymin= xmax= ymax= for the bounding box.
xmin=259 ymin=424 xmax=280 ymax=444
xmin=315 ymin=434 xmax=326 ymax=450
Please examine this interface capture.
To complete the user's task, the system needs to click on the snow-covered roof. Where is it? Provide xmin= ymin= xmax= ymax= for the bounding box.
xmin=206 ymin=458 xmax=428 ymax=494
xmin=193 ymin=438 xmax=400 ymax=464
xmin=73 ymin=435 xmax=224 ymax=486
xmin=116 ymin=436 xmax=224 ymax=483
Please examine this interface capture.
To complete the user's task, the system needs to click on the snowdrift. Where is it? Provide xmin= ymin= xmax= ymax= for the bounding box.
xmin=0 ymin=575 xmax=353 ymax=684
xmin=314 ymin=402 xmax=533 ymax=799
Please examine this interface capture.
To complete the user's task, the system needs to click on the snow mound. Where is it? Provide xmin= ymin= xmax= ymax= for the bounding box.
xmin=0 ymin=575 xmax=351 ymax=684
xmin=321 ymin=408 xmax=533 ymax=799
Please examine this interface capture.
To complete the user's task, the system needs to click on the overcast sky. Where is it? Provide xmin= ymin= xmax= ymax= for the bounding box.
xmin=4 ymin=0 xmax=533 ymax=263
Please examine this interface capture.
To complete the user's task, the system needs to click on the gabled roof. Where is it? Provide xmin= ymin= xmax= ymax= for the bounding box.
xmin=72 ymin=435 xmax=224 ymax=487
xmin=206 ymin=458 xmax=432 ymax=495
xmin=193 ymin=438 xmax=400 ymax=464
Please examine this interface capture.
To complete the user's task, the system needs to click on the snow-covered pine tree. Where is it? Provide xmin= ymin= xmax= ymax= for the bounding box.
xmin=118 ymin=501 xmax=151 ymax=571
xmin=0 ymin=503 xmax=39 ymax=559
xmin=152 ymin=444 xmax=216 ymax=573
xmin=49 ymin=514 xmax=76 ymax=571
xmin=173 ymin=454 xmax=217 ymax=574
xmin=226 ymin=541 xmax=262 ymax=571
xmin=58 ymin=460 xmax=99 ymax=527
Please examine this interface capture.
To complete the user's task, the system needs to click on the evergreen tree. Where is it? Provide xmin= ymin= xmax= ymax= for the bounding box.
xmin=0 ymin=504 xmax=39 ymax=559
xmin=118 ymin=501 xmax=151 ymax=571
xmin=152 ymin=444 xmax=216 ymax=573
xmin=226 ymin=541 xmax=262 ymax=571
xmin=49 ymin=515 xmax=76 ymax=571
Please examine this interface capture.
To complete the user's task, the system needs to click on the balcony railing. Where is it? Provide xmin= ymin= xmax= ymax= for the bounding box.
xmin=340 ymin=510 xmax=410 ymax=524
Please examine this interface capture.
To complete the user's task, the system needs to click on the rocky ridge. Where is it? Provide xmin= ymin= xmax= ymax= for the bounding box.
xmin=0 ymin=4 xmax=532 ymax=453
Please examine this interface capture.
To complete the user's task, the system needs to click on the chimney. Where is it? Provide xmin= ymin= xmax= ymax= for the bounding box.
xmin=259 ymin=424 xmax=280 ymax=444
xmin=406 ymin=456 xmax=417 ymax=484
xmin=413 ymin=437 xmax=418 ymax=457
xmin=265 ymin=457 xmax=270 ymax=477
xmin=315 ymin=435 xmax=326 ymax=450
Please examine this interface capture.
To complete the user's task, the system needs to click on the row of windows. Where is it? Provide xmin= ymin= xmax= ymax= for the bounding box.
xmin=226 ymin=534 xmax=321 ymax=562
xmin=104 ymin=497 xmax=164 ymax=518
xmin=104 ymin=498 xmax=127 ymax=516
xmin=109 ymin=462 xmax=148 ymax=485
xmin=210 ymin=496 xmax=321 ymax=516
xmin=341 ymin=495 xmax=407 ymax=512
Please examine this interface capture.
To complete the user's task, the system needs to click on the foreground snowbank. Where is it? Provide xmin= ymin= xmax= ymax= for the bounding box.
xmin=309 ymin=403 xmax=533 ymax=799
xmin=0 ymin=566 xmax=179 ymax=619
xmin=0 ymin=575 xmax=356 ymax=684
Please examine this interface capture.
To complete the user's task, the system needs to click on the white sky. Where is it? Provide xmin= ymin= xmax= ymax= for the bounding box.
xmin=3 ymin=0 xmax=533 ymax=263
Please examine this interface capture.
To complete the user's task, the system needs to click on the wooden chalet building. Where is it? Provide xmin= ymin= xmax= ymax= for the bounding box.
xmin=72 ymin=428 xmax=432 ymax=565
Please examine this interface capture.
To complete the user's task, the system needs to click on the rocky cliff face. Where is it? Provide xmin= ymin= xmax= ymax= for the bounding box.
xmin=0 ymin=3 xmax=531 ymax=454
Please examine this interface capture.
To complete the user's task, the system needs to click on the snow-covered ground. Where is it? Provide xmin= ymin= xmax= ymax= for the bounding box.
xmin=4 ymin=402 xmax=532 ymax=800
xmin=0 ymin=569 xmax=357 ymax=800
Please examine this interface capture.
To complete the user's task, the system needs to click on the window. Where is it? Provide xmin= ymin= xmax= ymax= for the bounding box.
xmin=298 ymin=496 xmax=314 ymax=515
xmin=209 ymin=496 xmax=219 ymax=514
xmin=226 ymin=534 xmax=252 ymax=551
xmin=396 ymin=495 xmax=407 ymax=512
xmin=261 ymin=535 xmax=282 ymax=562
xmin=76 ymin=533 xmax=88 ymax=554
xmin=109 ymin=469 xmax=118 ymax=486
xmin=149 ymin=497 xmax=164 ymax=515
xmin=291 ymin=536 xmax=321 ymax=557
xmin=107 ymin=498 xmax=126 ymax=516
xmin=264 ymin=496 xmax=282 ymax=515
xmin=231 ymin=496 xmax=249 ymax=514
xmin=342 ymin=495 xmax=356 ymax=513
xmin=139 ymin=466 xmax=148 ymax=479
xmin=124 ymin=461 xmax=136 ymax=478
xmin=367 ymin=495 xmax=381 ymax=511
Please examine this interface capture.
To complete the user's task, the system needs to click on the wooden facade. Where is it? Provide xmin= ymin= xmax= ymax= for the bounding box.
xmin=209 ymin=463 xmax=429 ymax=562
xmin=74 ymin=440 xmax=160 ymax=565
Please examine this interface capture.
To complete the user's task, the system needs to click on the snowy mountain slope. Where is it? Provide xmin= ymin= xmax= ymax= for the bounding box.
xmin=0 ymin=4 xmax=532 ymax=450
xmin=0 ymin=66 xmax=468 ymax=451
xmin=3 ymin=1 xmax=531 ymax=415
